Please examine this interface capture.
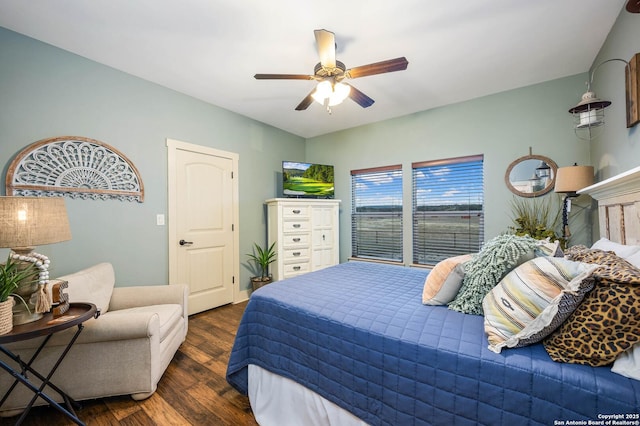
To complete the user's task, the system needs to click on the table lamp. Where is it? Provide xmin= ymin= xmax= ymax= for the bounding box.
xmin=0 ymin=196 xmax=72 ymax=324
xmin=554 ymin=164 xmax=594 ymax=239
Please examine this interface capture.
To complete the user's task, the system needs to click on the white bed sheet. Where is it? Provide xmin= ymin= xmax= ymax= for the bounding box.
xmin=248 ymin=364 xmax=368 ymax=426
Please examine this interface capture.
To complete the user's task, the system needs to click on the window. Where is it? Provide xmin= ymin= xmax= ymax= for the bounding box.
xmin=412 ymin=155 xmax=484 ymax=265
xmin=351 ymin=165 xmax=403 ymax=262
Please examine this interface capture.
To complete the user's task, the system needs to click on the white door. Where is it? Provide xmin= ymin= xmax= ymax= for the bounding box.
xmin=167 ymin=139 xmax=239 ymax=315
xmin=311 ymin=206 xmax=336 ymax=271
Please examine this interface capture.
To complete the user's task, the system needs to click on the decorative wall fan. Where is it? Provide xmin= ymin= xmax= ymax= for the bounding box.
xmin=254 ymin=29 xmax=408 ymax=112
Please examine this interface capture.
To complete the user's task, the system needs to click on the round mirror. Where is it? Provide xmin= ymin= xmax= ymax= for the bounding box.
xmin=505 ymin=154 xmax=557 ymax=197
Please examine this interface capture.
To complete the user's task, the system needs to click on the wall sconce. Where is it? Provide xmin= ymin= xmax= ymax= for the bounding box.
xmin=0 ymin=197 xmax=72 ymax=324
xmin=568 ymin=53 xmax=640 ymax=140
xmin=554 ymin=164 xmax=594 ymax=239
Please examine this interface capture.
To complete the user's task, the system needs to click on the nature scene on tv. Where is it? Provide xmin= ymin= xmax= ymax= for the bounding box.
xmin=283 ymin=162 xmax=334 ymax=198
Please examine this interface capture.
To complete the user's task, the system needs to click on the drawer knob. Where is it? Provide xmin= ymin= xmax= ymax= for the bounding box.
xmin=293 ymin=266 xmax=301 ymax=271
xmin=292 ymin=209 xmax=301 ymax=214
xmin=293 ymin=224 xmax=301 ymax=228
xmin=293 ymin=238 xmax=301 ymax=242
xmin=293 ymin=252 xmax=301 ymax=256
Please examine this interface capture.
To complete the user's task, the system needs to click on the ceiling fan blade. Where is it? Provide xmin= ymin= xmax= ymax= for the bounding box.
xmin=314 ymin=29 xmax=336 ymax=69
xmin=346 ymin=84 xmax=374 ymax=108
xmin=627 ymin=0 xmax=640 ymax=12
xmin=346 ymin=57 xmax=409 ymax=79
xmin=254 ymin=74 xmax=314 ymax=80
xmin=295 ymin=90 xmax=315 ymax=111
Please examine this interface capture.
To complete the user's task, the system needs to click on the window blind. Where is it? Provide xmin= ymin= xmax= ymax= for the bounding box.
xmin=351 ymin=165 xmax=403 ymax=262
xmin=412 ymin=155 xmax=484 ymax=265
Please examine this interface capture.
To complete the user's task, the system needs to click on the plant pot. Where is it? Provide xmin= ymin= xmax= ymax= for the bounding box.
xmin=0 ymin=296 xmax=15 ymax=335
xmin=251 ymin=276 xmax=273 ymax=292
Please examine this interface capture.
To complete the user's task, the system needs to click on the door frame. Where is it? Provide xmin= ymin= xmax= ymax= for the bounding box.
xmin=166 ymin=138 xmax=241 ymax=304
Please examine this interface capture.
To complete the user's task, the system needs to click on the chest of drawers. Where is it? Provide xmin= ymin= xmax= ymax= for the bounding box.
xmin=266 ymin=198 xmax=340 ymax=281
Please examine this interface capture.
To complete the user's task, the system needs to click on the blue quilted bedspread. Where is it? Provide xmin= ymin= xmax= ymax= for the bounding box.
xmin=226 ymin=262 xmax=640 ymax=425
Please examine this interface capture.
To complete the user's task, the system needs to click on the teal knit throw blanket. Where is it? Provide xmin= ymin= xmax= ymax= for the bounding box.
xmin=448 ymin=234 xmax=538 ymax=315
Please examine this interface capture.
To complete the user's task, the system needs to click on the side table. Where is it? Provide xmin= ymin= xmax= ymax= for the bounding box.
xmin=0 ymin=302 xmax=98 ymax=425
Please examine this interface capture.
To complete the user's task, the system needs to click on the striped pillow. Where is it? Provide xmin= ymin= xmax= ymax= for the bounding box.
xmin=483 ymin=256 xmax=597 ymax=353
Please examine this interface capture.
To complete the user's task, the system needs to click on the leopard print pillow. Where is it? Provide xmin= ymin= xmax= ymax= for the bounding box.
xmin=564 ymin=245 xmax=640 ymax=280
xmin=543 ymin=247 xmax=640 ymax=366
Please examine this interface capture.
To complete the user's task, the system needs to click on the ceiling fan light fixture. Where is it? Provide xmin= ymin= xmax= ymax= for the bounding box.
xmin=312 ymin=81 xmax=350 ymax=107
xmin=255 ymin=30 xmax=407 ymax=111
xmin=312 ymin=80 xmax=333 ymax=104
xmin=328 ymin=83 xmax=351 ymax=106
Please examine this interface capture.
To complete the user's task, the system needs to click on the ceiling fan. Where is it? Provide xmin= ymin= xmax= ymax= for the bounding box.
xmin=254 ymin=29 xmax=409 ymax=112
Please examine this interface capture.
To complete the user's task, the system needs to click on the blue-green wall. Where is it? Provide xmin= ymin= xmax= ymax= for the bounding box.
xmin=0 ymin=27 xmax=305 ymax=290
xmin=306 ymin=75 xmax=592 ymax=262
xmin=305 ymin=7 xmax=640 ymax=262
xmin=1 ymin=6 xmax=637 ymax=292
xmin=589 ymin=8 xmax=640 ymax=180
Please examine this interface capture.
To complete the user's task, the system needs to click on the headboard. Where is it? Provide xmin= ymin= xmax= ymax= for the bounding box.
xmin=579 ymin=165 xmax=640 ymax=245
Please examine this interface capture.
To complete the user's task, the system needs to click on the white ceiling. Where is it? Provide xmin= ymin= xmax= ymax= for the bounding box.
xmin=0 ymin=0 xmax=627 ymax=138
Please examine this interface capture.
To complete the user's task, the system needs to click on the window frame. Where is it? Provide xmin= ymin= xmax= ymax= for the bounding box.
xmin=350 ymin=164 xmax=404 ymax=263
xmin=412 ymin=154 xmax=485 ymax=266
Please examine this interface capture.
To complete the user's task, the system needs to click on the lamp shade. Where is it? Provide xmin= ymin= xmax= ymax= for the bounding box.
xmin=568 ymin=91 xmax=611 ymax=114
xmin=554 ymin=165 xmax=594 ymax=194
xmin=0 ymin=196 xmax=71 ymax=249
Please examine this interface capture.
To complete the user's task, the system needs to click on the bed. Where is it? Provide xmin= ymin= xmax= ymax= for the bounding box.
xmin=227 ymin=167 xmax=640 ymax=426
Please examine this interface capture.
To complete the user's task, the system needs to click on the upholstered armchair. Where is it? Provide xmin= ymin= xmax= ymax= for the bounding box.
xmin=0 ymin=262 xmax=188 ymax=415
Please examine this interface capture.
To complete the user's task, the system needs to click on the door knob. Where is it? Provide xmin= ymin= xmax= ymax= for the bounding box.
xmin=179 ymin=239 xmax=193 ymax=246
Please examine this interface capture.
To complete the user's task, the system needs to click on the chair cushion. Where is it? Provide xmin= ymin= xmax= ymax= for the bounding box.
xmin=110 ymin=304 xmax=183 ymax=343
xmin=57 ymin=263 xmax=115 ymax=314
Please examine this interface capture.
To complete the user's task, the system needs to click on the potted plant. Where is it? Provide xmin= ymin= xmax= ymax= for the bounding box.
xmin=247 ymin=242 xmax=277 ymax=292
xmin=508 ymin=197 xmax=566 ymax=248
xmin=0 ymin=254 xmax=35 ymax=334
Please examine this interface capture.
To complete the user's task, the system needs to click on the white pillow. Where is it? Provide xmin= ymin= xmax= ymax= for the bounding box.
xmin=612 ymin=343 xmax=640 ymax=381
xmin=624 ymin=251 xmax=640 ymax=269
xmin=57 ymin=262 xmax=115 ymax=314
xmin=591 ymin=237 xmax=640 ymax=259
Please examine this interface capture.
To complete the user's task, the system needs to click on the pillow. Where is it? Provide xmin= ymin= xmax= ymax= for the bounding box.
xmin=448 ymin=234 xmax=538 ymax=315
xmin=565 ymin=245 xmax=640 ymax=276
xmin=534 ymin=239 xmax=563 ymax=258
xmin=422 ymin=254 xmax=472 ymax=305
xmin=57 ymin=262 xmax=115 ymax=314
xmin=543 ymin=249 xmax=640 ymax=366
xmin=483 ymin=257 xmax=597 ymax=353
xmin=626 ymin=250 xmax=640 ymax=269
xmin=611 ymin=343 xmax=640 ymax=381
xmin=591 ymin=237 xmax=640 ymax=259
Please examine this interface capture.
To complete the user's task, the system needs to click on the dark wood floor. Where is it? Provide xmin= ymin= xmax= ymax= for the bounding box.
xmin=5 ymin=301 xmax=258 ymax=426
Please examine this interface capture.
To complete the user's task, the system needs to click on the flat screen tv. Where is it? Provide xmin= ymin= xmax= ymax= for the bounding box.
xmin=282 ymin=161 xmax=334 ymax=199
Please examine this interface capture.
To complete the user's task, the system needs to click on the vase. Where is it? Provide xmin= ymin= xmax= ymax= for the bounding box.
xmin=251 ymin=276 xmax=273 ymax=292
xmin=0 ymin=296 xmax=15 ymax=335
